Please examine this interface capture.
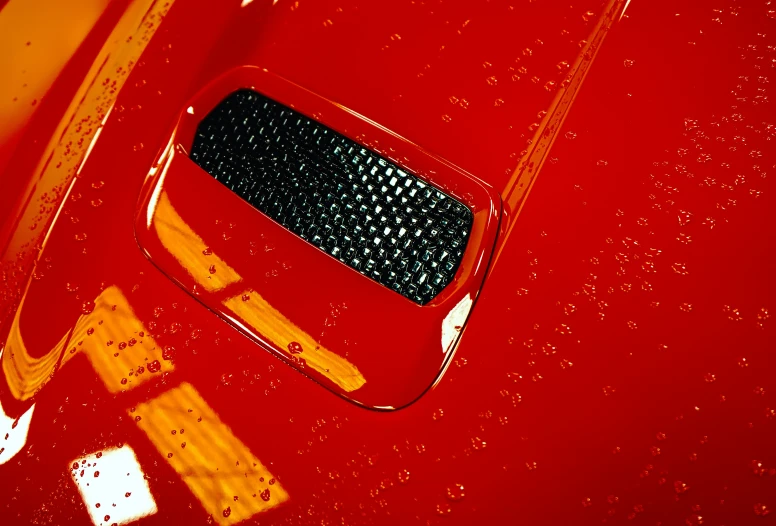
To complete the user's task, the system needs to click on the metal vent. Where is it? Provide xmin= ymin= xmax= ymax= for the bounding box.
xmin=189 ymin=89 xmax=472 ymax=305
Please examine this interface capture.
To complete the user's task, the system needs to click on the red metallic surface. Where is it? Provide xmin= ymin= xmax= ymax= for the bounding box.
xmin=1 ymin=0 xmax=774 ymax=525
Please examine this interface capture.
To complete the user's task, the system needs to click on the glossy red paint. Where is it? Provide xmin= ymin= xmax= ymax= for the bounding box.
xmin=1 ymin=1 xmax=774 ymax=525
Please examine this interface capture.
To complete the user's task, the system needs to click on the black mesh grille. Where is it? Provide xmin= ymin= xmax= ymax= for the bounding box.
xmin=189 ymin=90 xmax=473 ymax=305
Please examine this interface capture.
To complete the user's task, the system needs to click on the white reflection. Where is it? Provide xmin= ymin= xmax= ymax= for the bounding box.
xmin=621 ymin=0 xmax=632 ymax=20
xmin=441 ymin=293 xmax=472 ymax=353
xmin=145 ymin=136 xmax=176 ymax=228
xmin=69 ymin=446 xmax=157 ymax=525
xmin=0 ymin=399 xmax=35 ymax=465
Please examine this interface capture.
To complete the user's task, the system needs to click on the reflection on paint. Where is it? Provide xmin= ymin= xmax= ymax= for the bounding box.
xmin=2 ymin=0 xmax=176 ymax=260
xmin=0 ymin=396 xmax=35 ymax=465
xmin=441 ymin=293 xmax=472 ymax=354
xmin=2 ymin=284 xmax=171 ymax=400
xmin=223 ymin=290 xmax=366 ymax=393
xmin=61 ymin=285 xmax=173 ymax=392
xmin=132 ymin=382 xmax=289 ymax=525
xmin=69 ymin=446 xmax=157 ymax=526
xmin=0 ymin=0 xmax=111 ymax=169
xmin=1 ymin=283 xmax=69 ymax=400
xmin=152 ymin=190 xmax=242 ymax=292
xmin=499 ymin=0 xmax=626 ymax=246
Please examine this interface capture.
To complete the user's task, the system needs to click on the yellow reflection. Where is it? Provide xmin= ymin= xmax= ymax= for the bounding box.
xmin=3 ymin=0 xmax=176 ymax=262
xmin=153 ymin=191 xmax=242 ymax=292
xmin=2 ymin=284 xmax=171 ymax=400
xmin=1 ymin=288 xmax=69 ymax=400
xmin=223 ymin=290 xmax=366 ymax=392
xmin=132 ymin=382 xmax=289 ymax=524
xmin=61 ymin=285 xmax=173 ymax=392
xmin=0 ymin=0 xmax=110 ymax=169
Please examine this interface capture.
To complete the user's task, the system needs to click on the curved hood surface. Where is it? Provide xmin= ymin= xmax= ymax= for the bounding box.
xmin=0 ymin=1 xmax=774 ymax=525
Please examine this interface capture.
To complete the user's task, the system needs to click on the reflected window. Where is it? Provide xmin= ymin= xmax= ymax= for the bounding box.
xmin=132 ymin=382 xmax=289 ymax=524
xmin=69 ymin=446 xmax=157 ymax=526
xmin=0 ymin=398 xmax=34 ymax=465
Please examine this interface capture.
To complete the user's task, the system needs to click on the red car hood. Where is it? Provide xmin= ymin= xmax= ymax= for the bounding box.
xmin=0 ymin=0 xmax=774 ymax=525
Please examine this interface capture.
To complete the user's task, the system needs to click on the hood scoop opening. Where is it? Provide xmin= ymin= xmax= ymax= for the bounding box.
xmin=189 ymin=90 xmax=473 ymax=305
xmin=136 ymin=67 xmax=500 ymax=409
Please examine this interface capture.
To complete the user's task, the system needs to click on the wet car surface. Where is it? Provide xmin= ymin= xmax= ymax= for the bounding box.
xmin=0 ymin=0 xmax=774 ymax=524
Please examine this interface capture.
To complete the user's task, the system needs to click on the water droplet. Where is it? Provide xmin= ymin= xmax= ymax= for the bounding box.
xmin=162 ymin=346 xmax=175 ymax=360
xmin=398 ymin=469 xmax=410 ymax=484
xmin=565 ymin=131 xmax=577 ymax=140
xmin=147 ymin=360 xmax=161 ymax=373
xmin=81 ymin=301 xmax=94 ymax=314
xmin=470 ymin=437 xmax=486 ymax=450
xmin=442 ymin=483 xmax=465 ymax=503
xmin=671 ymin=263 xmax=690 ymax=276
xmin=723 ymin=305 xmax=743 ymax=322
xmin=436 ymin=502 xmax=452 ymax=516
xmin=485 ymin=76 xmax=498 ymax=86
xmin=287 ymin=341 xmax=303 ymax=354
xmin=677 ymin=209 xmax=693 ymax=226
xmin=623 ymin=59 xmax=635 ymax=68
xmin=432 ymin=409 xmax=444 ymax=421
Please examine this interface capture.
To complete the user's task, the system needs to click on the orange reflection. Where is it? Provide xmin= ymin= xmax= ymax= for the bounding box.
xmin=2 ymin=283 xmax=171 ymax=400
xmin=153 ymin=190 xmax=243 ymax=292
xmin=61 ymin=285 xmax=173 ymax=392
xmin=1 ymin=282 xmax=69 ymax=400
xmin=0 ymin=0 xmax=111 ymax=172
xmin=2 ymin=0 xmax=175 ymax=262
xmin=132 ymin=382 xmax=289 ymax=524
xmin=223 ymin=290 xmax=366 ymax=393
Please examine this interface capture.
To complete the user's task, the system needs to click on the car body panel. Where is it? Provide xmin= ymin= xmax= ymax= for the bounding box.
xmin=0 ymin=0 xmax=774 ymax=525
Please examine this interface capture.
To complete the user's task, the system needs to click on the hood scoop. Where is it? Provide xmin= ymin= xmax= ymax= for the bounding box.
xmin=189 ymin=89 xmax=473 ymax=305
xmin=136 ymin=67 xmax=500 ymax=409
